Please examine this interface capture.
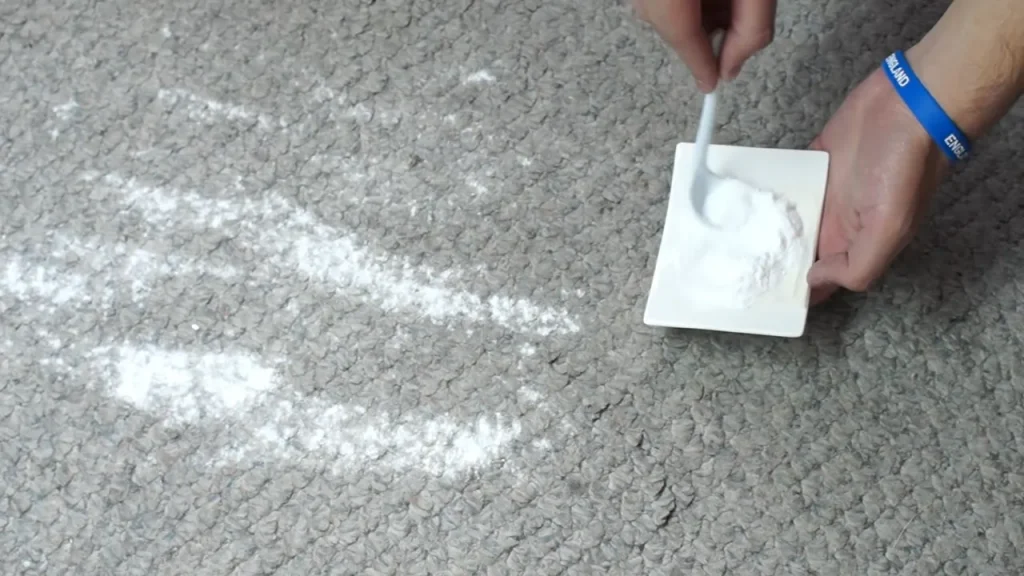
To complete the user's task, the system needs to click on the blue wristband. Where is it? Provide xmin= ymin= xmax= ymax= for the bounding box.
xmin=881 ymin=50 xmax=972 ymax=163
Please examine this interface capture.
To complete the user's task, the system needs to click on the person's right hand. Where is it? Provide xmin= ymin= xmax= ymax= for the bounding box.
xmin=634 ymin=0 xmax=777 ymax=92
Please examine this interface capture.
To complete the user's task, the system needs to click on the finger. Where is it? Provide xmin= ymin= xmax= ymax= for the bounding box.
xmin=809 ymin=284 xmax=838 ymax=306
xmin=718 ymin=0 xmax=777 ymax=81
xmin=675 ymin=27 xmax=719 ymax=92
xmin=807 ymin=252 xmax=843 ymax=306
xmin=808 ymin=216 xmax=907 ymax=293
xmin=807 ymin=251 xmax=850 ymax=290
xmin=640 ymin=0 xmax=719 ymax=91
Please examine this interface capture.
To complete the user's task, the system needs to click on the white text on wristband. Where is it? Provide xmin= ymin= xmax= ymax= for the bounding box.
xmin=882 ymin=51 xmax=972 ymax=163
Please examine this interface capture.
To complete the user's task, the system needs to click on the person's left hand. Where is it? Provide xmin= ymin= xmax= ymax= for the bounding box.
xmin=807 ymin=65 xmax=948 ymax=305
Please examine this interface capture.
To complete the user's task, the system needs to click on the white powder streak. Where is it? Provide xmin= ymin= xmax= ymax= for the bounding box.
xmin=52 ymin=99 xmax=79 ymax=121
xmin=226 ymin=399 xmax=523 ymax=477
xmin=109 ymin=345 xmax=277 ymax=424
xmin=2 ymin=257 xmax=88 ymax=305
xmin=465 ymin=177 xmax=489 ymax=196
xmin=518 ymin=387 xmax=543 ymax=403
xmin=59 ymin=237 xmax=238 ymax=302
xmin=157 ymin=88 xmax=281 ymax=129
xmin=464 ymin=70 xmax=497 ymax=85
xmin=117 ymin=248 xmax=238 ymax=301
xmin=341 ymin=103 xmax=373 ymax=122
xmin=0 ymin=236 xmax=239 ymax=309
xmin=95 ymin=344 xmax=525 ymax=477
xmin=103 ymin=173 xmax=579 ymax=336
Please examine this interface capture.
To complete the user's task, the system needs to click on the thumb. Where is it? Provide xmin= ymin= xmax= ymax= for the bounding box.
xmin=809 ymin=222 xmax=902 ymax=293
xmin=807 ymin=251 xmax=850 ymax=289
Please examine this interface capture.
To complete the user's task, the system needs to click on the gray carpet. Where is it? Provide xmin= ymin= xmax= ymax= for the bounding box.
xmin=3 ymin=0 xmax=1024 ymax=574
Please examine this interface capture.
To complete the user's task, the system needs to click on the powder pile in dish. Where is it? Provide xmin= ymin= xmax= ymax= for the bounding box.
xmin=682 ymin=175 xmax=805 ymax=308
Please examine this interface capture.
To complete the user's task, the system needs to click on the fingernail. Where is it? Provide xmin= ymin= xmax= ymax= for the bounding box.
xmin=724 ymin=66 xmax=741 ymax=81
xmin=697 ymin=79 xmax=714 ymax=93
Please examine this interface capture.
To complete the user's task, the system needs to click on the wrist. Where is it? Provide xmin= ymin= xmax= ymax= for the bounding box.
xmin=903 ymin=48 xmax=999 ymax=144
xmin=880 ymin=49 xmax=974 ymax=165
xmin=865 ymin=67 xmax=947 ymax=174
xmin=904 ymin=4 xmax=1024 ymax=143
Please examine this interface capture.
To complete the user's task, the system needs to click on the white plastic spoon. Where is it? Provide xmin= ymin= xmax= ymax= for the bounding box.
xmin=689 ymin=32 xmax=726 ymax=227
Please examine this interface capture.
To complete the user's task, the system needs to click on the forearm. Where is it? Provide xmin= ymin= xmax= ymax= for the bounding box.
xmin=906 ymin=0 xmax=1024 ymax=142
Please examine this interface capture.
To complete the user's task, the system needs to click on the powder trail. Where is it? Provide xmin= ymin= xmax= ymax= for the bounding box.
xmin=92 ymin=344 xmax=528 ymax=477
xmin=99 ymin=173 xmax=581 ymax=336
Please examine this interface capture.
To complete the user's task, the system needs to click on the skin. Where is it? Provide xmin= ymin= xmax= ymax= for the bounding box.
xmin=633 ymin=0 xmax=777 ymax=92
xmin=808 ymin=0 xmax=1024 ymax=303
xmin=806 ymin=66 xmax=946 ymax=304
xmin=636 ymin=0 xmax=1024 ymax=304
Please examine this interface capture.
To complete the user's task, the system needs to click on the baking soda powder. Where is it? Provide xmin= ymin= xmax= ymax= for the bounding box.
xmin=683 ymin=175 xmax=805 ymax=308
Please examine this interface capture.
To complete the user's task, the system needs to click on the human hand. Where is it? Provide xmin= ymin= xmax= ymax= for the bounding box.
xmin=807 ymin=68 xmax=947 ymax=305
xmin=633 ymin=0 xmax=777 ymax=92
xmin=807 ymin=0 xmax=1024 ymax=306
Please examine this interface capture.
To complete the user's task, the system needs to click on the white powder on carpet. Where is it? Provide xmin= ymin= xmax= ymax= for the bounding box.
xmin=228 ymin=403 xmax=523 ymax=478
xmin=100 ymin=172 xmax=580 ymax=336
xmin=157 ymin=88 xmax=283 ymax=130
xmin=684 ymin=175 xmax=804 ymax=308
xmin=95 ymin=344 xmax=530 ymax=477
xmin=52 ymin=99 xmax=79 ymax=121
xmin=110 ymin=345 xmax=277 ymax=423
xmin=0 ymin=235 xmax=239 ymax=311
xmin=2 ymin=256 xmax=87 ymax=306
xmin=463 ymin=69 xmax=497 ymax=85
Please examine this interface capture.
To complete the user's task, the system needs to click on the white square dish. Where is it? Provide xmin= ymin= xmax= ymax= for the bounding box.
xmin=643 ymin=143 xmax=831 ymax=338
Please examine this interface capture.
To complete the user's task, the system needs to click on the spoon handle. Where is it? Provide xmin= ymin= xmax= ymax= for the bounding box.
xmin=691 ymin=31 xmax=725 ymax=188
xmin=692 ymin=91 xmax=717 ymax=179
